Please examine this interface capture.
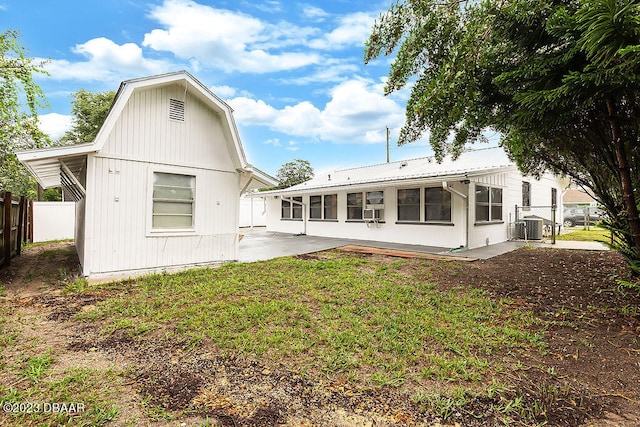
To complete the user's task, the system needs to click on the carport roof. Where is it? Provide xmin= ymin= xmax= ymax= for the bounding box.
xmin=15 ymin=143 xmax=97 ymax=189
xmin=260 ymin=146 xmax=516 ymax=195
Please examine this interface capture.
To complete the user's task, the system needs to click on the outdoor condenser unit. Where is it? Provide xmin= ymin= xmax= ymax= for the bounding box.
xmin=516 ymin=218 xmax=544 ymax=240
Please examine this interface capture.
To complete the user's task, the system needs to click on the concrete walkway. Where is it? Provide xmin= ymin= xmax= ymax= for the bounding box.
xmin=237 ymin=228 xmax=609 ymax=263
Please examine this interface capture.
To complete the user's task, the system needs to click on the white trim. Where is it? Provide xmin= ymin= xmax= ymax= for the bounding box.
xmin=146 ymin=165 xmax=200 ymax=237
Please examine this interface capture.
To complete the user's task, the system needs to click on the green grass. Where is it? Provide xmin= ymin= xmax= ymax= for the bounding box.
xmin=556 ymin=226 xmax=611 ymax=242
xmin=77 ymin=252 xmax=545 ymax=390
xmin=0 ymin=302 xmax=121 ymax=426
xmin=22 ymin=239 xmax=74 ymax=249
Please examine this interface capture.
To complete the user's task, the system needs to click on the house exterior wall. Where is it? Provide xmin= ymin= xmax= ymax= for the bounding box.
xmin=266 ymin=181 xmax=469 ymax=248
xmin=265 ymin=169 xmax=563 ymax=250
xmin=82 ymin=84 xmax=240 ymax=278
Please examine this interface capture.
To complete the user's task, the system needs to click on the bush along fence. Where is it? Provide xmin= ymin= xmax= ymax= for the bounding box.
xmin=1 ymin=191 xmax=33 ymax=267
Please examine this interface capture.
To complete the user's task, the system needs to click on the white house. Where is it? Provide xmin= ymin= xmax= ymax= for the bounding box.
xmin=259 ymin=147 xmax=564 ymax=250
xmin=17 ymin=71 xmax=275 ymax=279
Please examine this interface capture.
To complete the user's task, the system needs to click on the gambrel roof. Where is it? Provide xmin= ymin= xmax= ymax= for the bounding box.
xmin=16 ymin=71 xmax=274 ymax=189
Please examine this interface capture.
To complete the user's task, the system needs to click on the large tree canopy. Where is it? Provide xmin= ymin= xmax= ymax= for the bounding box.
xmin=59 ymin=89 xmax=116 ymax=145
xmin=366 ymin=0 xmax=640 ymax=270
xmin=0 ymin=29 xmax=49 ymax=197
xmin=276 ymin=159 xmax=314 ymax=189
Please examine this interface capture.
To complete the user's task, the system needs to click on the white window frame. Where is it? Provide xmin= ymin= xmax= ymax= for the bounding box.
xmin=424 ymin=187 xmax=452 ymax=222
xmin=365 ymin=190 xmax=385 ymax=221
xmin=281 ymin=196 xmax=303 ymax=220
xmin=309 ymin=194 xmax=337 ymax=221
xmin=396 ymin=187 xmax=452 ymax=224
xmin=346 ymin=192 xmax=364 ymax=220
xmin=147 ymin=167 xmax=198 ymax=236
xmin=397 ymin=188 xmax=421 ymax=221
xmin=475 ymin=185 xmax=503 ymax=223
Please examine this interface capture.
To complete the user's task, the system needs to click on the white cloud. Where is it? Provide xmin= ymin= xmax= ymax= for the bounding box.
xmin=264 ymin=138 xmax=282 ymax=147
xmin=42 ymin=37 xmax=175 ymax=82
xmin=143 ymin=0 xmax=322 ymax=73
xmin=229 ymin=77 xmax=405 ymax=144
xmin=309 ymin=12 xmax=376 ymax=50
xmin=279 ymin=61 xmax=359 ymax=86
xmin=38 ymin=113 xmax=73 ymax=140
xmin=210 ymin=85 xmax=237 ymax=99
xmin=301 ymin=5 xmax=329 ymax=21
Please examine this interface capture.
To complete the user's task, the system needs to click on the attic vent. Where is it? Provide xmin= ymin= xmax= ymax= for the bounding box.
xmin=169 ymin=98 xmax=185 ymax=122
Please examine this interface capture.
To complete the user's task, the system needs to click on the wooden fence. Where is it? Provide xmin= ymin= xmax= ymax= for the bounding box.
xmin=1 ymin=192 xmax=33 ymax=267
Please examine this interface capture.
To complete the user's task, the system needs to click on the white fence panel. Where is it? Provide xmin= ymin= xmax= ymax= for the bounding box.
xmin=33 ymin=202 xmax=75 ymax=242
xmin=239 ymin=196 xmax=267 ymax=228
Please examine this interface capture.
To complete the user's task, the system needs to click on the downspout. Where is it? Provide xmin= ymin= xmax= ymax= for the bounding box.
xmin=443 ymin=181 xmax=469 ymax=250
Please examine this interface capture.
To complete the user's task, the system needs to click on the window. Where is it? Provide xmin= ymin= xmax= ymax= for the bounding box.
xmin=309 ymin=194 xmax=337 ymax=220
xmin=475 ymin=185 xmax=503 ymax=222
xmin=396 ymin=187 xmax=452 ymax=223
xmin=324 ymin=194 xmax=337 ymax=220
xmin=152 ymin=172 xmax=195 ymax=229
xmin=425 ymin=188 xmax=451 ymax=221
xmin=347 ymin=192 xmax=363 ymax=220
xmin=309 ymin=195 xmax=322 ymax=219
xmin=397 ymin=188 xmax=421 ymax=221
xmin=281 ymin=196 xmax=302 ymax=220
xmin=365 ymin=190 xmax=385 ymax=220
xmin=522 ymin=181 xmax=531 ymax=207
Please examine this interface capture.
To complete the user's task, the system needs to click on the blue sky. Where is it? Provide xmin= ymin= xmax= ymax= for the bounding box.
xmin=3 ymin=0 xmax=441 ymax=176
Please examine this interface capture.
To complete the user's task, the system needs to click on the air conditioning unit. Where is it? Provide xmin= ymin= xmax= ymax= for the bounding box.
xmin=516 ymin=218 xmax=544 ymax=240
xmin=363 ymin=208 xmax=378 ymax=220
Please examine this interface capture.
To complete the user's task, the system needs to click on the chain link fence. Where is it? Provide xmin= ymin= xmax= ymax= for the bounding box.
xmin=511 ymin=205 xmax=558 ymax=243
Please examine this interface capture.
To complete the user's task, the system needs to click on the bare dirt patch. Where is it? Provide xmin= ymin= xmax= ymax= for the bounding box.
xmin=1 ymin=242 xmax=639 ymax=426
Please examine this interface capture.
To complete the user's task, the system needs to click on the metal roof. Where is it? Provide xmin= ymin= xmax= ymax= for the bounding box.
xmin=16 ymin=143 xmax=97 ymax=189
xmin=262 ymin=146 xmax=516 ymax=195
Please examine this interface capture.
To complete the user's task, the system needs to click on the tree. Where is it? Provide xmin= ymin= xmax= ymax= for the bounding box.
xmin=275 ymin=159 xmax=314 ymax=189
xmin=365 ymin=0 xmax=640 ymax=270
xmin=59 ymin=89 xmax=116 ymax=144
xmin=0 ymin=29 xmax=49 ymax=197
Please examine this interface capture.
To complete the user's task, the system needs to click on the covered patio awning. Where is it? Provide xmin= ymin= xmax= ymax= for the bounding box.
xmin=16 ymin=143 xmax=98 ymax=201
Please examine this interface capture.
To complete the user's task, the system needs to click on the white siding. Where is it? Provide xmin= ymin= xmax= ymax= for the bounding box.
xmin=266 ymin=183 xmax=468 ymax=249
xmin=266 ymin=169 xmax=564 ymax=251
xmin=82 ymin=83 xmax=240 ymax=278
xmin=100 ymin=85 xmax=236 ymax=171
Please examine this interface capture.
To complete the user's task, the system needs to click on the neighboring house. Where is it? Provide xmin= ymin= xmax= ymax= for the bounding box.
xmin=563 ymin=188 xmax=598 ymax=209
xmin=259 ymin=147 xmax=564 ymax=250
xmin=17 ymin=71 xmax=275 ymax=279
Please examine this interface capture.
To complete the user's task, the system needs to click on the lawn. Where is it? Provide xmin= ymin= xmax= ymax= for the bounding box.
xmin=1 ymin=242 xmax=638 ymax=426
xmin=556 ymin=226 xmax=611 ymax=242
xmin=78 ymin=254 xmax=544 ymax=388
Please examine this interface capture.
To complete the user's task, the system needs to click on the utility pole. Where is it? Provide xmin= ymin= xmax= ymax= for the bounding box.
xmin=386 ymin=126 xmax=390 ymax=163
